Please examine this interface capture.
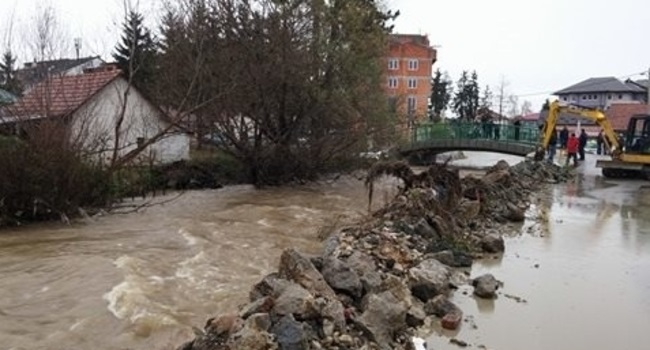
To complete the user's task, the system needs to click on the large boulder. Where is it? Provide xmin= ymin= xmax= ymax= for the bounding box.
xmin=250 ymin=273 xmax=293 ymax=301
xmin=313 ymin=297 xmax=346 ymax=332
xmin=273 ymin=284 xmax=317 ymax=319
xmin=424 ymin=295 xmax=461 ymax=318
xmin=413 ymin=218 xmax=440 ymax=240
xmin=408 ymin=259 xmax=452 ymax=302
xmin=472 ymin=274 xmax=500 ymax=299
xmin=321 ymin=257 xmax=363 ymax=299
xmin=278 ymin=249 xmax=336 ymax=298
xmin=346 ymin=251 xmax=383 ymax=294
xmin=240 ymin=296 xmax=275 ymax=319
xmin=356 ymin=291 xmax=408 ymax=349
xmin=229 ymin=313 xmax=276 ymax=350
xmin=270 ymin=315 xmax=310 ymax=350
xmin=429 ymin=250 xmax=473 ymax=268
xmin=480 ymin=233 xmax=505 ymax=253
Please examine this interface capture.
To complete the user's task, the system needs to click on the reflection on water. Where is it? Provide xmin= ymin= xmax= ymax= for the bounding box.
xmin=426 ymin=156 xmax=650 ymax=350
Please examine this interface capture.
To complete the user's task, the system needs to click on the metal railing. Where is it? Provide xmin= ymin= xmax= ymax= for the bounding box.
xmin=411 ymin=122 xmax=540 ymax=145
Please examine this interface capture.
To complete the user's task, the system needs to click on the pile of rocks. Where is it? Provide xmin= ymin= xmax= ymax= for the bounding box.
xmin=178 ymin=160 xmax=571 ymax=350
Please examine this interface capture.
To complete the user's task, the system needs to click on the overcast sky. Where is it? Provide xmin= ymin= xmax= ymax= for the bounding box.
xmin=3 ymin=0 xmax=650 ymax=110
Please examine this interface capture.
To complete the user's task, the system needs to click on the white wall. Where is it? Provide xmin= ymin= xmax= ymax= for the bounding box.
xmin=72 ymin=77 xmax=190 ymax=165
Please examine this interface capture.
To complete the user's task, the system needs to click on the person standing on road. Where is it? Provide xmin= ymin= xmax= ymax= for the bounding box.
xmin=514 ymin=119 xmax=521 ymax=141
xmin=579 ymin=129 xmax=588 ymax=160
xmin=596 ymin=130 xmax=604 ymax=155
xmin=560 ymin=126 xmax=569 ymax=150
xmin=566 ymin=132 xmax=579 ymax=167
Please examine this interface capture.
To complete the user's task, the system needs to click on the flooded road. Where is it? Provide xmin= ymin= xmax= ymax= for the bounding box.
xmin=0 ymin=178 xmax=395 ymax=350
xmin=428 ymin=154 xmax=650 ymax=350
xmin=2 ymin=152 xmax=650 ymax=350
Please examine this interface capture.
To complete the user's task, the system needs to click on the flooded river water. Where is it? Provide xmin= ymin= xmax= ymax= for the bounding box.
xmin=1 ymin=153 xmax=650 ymax=350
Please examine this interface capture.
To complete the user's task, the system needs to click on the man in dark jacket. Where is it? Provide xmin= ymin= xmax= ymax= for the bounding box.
xmin=579 ymin=129 xmax=588 ymax=160
xmin=560 ymin=126 xmax=569 ymax=150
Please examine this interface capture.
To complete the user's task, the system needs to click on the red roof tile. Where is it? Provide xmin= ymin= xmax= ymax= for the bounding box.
xmin=10 ymin=69 xmax=121 ymax=118
xmin=605 ymin=103 xmax=649 ymax=130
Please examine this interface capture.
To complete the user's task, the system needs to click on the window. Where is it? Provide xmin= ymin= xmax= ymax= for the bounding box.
xmin=388 ymin=97 xmax=398 ymax=113
xmin=562 ymin=96 xmax=567 ymax=101
xmin=388 ymin=59 xmax=398 ymax=70
xmin=407 ymin=96 xmax=417 ymax=113
xmin=388 ymin=77 xmax=398 ymax=89
xmin=608 ymin=94 xmax=612 ymax=100
xmin=408 ymin=59 xmax=418 ymax=71
xmin=619 ymin=94 xmax=623 ymax=99
xmin=582 ymin=95 xmax=586 ymax=100
xmin=408 ymin=78 xmax=417 ymax=89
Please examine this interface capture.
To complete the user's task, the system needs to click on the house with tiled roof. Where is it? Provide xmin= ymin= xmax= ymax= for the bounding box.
xmin=554 ymin=77 xmax=647 ymax=109
xmin=4 ymin=65 xmax=189 ymax=165
xmin=606 ymin=103 xmax=649 ymax=131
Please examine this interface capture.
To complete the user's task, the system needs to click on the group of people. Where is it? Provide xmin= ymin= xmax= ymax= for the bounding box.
xmin=547 ymin=126 xmax=588 ymax=167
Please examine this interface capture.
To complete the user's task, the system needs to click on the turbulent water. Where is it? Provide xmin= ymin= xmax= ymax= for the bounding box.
xmin=0 ymin=178 xmax=398 ymax=350
xmin=1 ymin=153 xmax=650 ymax=350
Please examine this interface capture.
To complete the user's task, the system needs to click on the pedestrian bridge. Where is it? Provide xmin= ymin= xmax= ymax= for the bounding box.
xmin=400 ymin=122 xmax=541 ymax=162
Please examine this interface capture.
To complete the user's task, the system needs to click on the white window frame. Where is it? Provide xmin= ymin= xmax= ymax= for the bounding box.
xmin=388 ymin=59 xmax=399 ymax=70
xmin=407 ymin=78 xmax=417 ymax=89
xmin=388 ymin=77 xmax=398 ymax=89
xmin=407 ymin=59 xmax=419 ymax=71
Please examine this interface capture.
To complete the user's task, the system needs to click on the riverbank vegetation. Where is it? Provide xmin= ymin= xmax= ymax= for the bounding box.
xmin=0 ymin=0 xmax=401 ymax=227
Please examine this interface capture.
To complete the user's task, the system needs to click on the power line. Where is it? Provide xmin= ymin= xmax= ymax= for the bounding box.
xmin=512 ymin=70 xmax=648 ymax=98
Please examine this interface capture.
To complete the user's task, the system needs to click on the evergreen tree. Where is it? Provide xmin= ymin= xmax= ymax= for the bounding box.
xmin=0 ymin=50 xmax=22 ymax=96
xmin=113 ymin=11 xmax=157 ymax=94
xmin=429 ymin=69 xmax=452 ymax=122
xmin=453 ymin=71 xmax=481 ymax=121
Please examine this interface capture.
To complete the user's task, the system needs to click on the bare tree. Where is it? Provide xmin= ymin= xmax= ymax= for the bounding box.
xmin=28 ymin=4 xmax=69 ymax=62
xmin=494 ymin=75 xmax=509 ymax=121
xmin=520 ymin=100 xmax=533 ymax=115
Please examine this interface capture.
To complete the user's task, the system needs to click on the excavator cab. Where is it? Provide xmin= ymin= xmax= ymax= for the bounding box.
xmin=624 ymin=115 xmax=650 ymax=155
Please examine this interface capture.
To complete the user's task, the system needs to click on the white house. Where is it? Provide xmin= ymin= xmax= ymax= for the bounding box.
xmin=5 ymin=65 xmax=190 ymax=165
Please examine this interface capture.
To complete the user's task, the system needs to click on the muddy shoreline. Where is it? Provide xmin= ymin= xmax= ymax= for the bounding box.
xmin=177 ymin=160 xmax=572 ymax=350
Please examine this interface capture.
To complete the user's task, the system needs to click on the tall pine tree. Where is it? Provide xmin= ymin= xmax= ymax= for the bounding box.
xmin=0 ymin=50 xmax=22 ymax=97
xmin=429 ymin=69 xmax=452 ymax=122
xmin=113 ymin=11 xmax=157 ymax=94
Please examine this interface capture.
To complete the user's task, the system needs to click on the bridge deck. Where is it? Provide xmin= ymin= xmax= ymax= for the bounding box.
xmin=401 ymin=122 xmax=541 ymax=157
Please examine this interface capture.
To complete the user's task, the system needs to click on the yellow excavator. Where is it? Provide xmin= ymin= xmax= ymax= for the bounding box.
xmin=538 ymin=100 xmax=650 ymax=178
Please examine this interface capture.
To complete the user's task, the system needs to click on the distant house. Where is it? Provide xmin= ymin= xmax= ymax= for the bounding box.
xmin=4 ymin=66 xmax=189 ymax=165
xmin=516 ymin=112 xmax=541 ymax=127
xmin=16 ymin=56 xmax=105 ymax=92
xmin=554 ymin=77 xmax=647 ymax=109
xmin=606 ymin=103 xmax=649 ymax=132
xmin=477 ymin=108 xmax=506 ymax=122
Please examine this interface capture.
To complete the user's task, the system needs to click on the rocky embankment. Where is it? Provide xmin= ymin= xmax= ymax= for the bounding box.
xmin=178 ymin=160 xmax=572 ymax=350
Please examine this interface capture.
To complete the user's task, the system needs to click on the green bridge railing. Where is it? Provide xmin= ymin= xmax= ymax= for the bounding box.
xmin=411 ymin=122 xmax=540 ymax=146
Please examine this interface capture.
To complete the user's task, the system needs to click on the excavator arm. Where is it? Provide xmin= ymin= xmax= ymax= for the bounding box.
xmin=540 ymin=100 xmax=621 ymax=157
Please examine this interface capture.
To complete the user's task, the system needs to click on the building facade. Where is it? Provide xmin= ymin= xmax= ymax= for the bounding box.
xmin=554 ymin=77 xmax=647 ymax=110
xmin=383 ymin=34 xmax=437 ymax=125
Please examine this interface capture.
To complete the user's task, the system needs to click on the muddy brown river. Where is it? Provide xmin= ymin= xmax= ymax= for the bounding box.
xmin=1 ymin=154 xmax=650 ymax=350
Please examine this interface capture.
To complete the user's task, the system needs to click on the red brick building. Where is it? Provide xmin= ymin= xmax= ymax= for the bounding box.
xmin=383 ymin=34 xmax=437 ymax=126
